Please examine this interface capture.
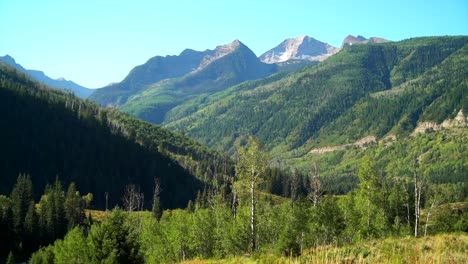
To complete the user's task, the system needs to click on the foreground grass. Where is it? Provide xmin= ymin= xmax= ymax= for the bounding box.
xmin=180 ymin=233 xmax=468 ymax=264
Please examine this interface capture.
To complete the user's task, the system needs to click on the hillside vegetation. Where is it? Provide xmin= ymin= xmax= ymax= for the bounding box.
xmin=165 ymin=36 xmax=467 ymax=156
xmin=0 ymin=62 xmax=231 ymax=210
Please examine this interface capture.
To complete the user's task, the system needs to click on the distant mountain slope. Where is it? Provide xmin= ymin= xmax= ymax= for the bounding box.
xmin=260 ymin=35 xmax=339 ymax=63
xmin=119 ymin=40 xmax=277 ymax=124
xmin=0 ymin=62 xmax=231 ymax=210
xmin=0 ymin=55 xmax=93 ymax=98
xmin=89 ymin=48 xmax=211 ymax=106
xmin=165 ymin=36 xmax=468 ymax=156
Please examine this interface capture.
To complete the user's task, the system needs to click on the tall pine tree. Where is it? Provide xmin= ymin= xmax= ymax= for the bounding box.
xmin=10 ymin=174 xmax=34 ymax=234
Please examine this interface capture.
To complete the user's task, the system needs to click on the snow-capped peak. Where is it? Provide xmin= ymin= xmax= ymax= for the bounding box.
xmin=260 ymin=36 xmax=339 ymax=64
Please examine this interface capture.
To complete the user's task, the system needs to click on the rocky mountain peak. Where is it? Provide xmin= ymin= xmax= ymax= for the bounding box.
xmin=0 ymin=54 xmax=17 ymax=65
xmin=196 ymin=39 xmax=246 ymax=71
xmin=259 ymin=36 xmax=339 ymax=64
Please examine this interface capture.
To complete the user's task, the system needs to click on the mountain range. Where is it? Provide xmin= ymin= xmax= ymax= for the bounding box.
xmin=0 ymin=55 xmax=93 ymax=98
xmin=88 ymin=35 xmax=467 ymax=160
xmin=90 ymin=35 xmax=380 ymax=125
xmin=86 ymin=36 xmax=467 ymax=160
xmin=4 ymin=34 xmax=466 ymax=162
xmin=90 ymin=39 xmax=278 ymax=124
xmin=1 ymin=34 xmax=466 ymax=209
xmin=164 ymin=36 xmax=467 ymax=156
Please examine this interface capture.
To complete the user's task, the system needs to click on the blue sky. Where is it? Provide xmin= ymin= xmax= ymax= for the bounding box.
xmin=1 ymin=0 xmax=467 ymax=88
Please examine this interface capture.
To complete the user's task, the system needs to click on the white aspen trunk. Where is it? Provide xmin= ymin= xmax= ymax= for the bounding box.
xmin=250 ymin=179 xmax=256 ymax=253
xmin=424 ymin=203 xmax=434 ymax=237
xmin=414 ymin=176 xmax=420 ymax=238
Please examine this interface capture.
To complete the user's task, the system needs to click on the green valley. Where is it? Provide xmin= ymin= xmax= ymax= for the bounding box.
xmin=1 ymin=35 xmax=467 ymax=264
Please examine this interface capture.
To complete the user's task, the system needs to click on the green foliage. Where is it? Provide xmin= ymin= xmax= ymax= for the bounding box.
xmin=53 ymin=227 xmax=90 ymax=264
xmin=0 ymin=175 xmax=91 ymax=262
xmin=0 ymin=61 xmax=227 ymax=211
xmin=88 ymin=208 xmax=144 ymax=264
xmin=308 ymin=197 xmax=345 ymax=245
xmin=236 ymin=136 xmax=270 ymax=186
xmin=275 ymin=202 xmax=309 ymax=256
xmin=10 ymin=174 xmax=34 ymax=234
xmin=29 ymin=246 xmax=54 ymax=264
xmin=354 ymin=156 xmax=388 ymax=239
xmin=38 ymin=179 xmax=67 ymax=244
xmin=64 ymin=183 xmax=85 ymax=230
xmin=6 ymin=251 xmax=14 ymax=264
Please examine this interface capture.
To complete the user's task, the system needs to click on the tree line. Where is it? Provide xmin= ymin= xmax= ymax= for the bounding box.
xmin=0 ymin=175 xmax=92 ymax=262
xmin=24 ymin=136 xmax=467 ymax=263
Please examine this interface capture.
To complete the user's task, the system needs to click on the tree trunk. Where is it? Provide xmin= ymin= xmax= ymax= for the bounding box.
xmin=424 ymin=203 xmax=434 ymax=237
xmin=414 ymin=173 xmax=420 ymax=238
xmin=250 ymin=180 xmax=256 ymax=254
xmin=232 ymin=191 xmax=238 ymax=219
xmin=405 ymin=202 xmax=410 ymax=228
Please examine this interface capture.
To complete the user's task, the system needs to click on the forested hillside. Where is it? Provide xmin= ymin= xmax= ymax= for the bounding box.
xmin=165 ymin=36 xmax=468 ymax=156
xmin=0 ymin=62 xmax=232 ymax=211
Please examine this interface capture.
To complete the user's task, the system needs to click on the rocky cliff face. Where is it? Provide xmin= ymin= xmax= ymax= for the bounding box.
xmin=412 ymin=110 xmax=467 ymax=135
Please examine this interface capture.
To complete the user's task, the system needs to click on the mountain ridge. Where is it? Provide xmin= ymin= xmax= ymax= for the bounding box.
xmin=111 ymin=39 xmax=277 ymax=124
xmin=341 ymin=34 xmax=391 ymax=47
xmin=0 ymin=55 xmax=93 ymax=98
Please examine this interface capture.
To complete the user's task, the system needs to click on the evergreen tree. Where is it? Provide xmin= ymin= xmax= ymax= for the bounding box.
xmin=23 ymin=201 xmax=38 ymax=254
xmin=64 ymin=183 xmax=85 ymax=229
xmin=6 ymin=251 xmax=14 ymax=264
xmin=152 ymin=196 xmax=162 ymax=221
xmin=52 ymin=178 xmax=66 ymax=237
xmin=10 ymin=174 xmax=34 ymax=234
xmin=38 ymin=179 xmax=67 ymax=244
xmin=89 ymin=208 xmax=144 ymax=264
xmin=0 ymin=195 xmax=13 ymax=259
xmin=152 ymin=178 xmax=162 ymax=221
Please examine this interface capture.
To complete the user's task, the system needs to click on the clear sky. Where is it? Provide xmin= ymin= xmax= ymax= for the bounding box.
xmin=1 ymin=0 xmax=467 ymax=88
